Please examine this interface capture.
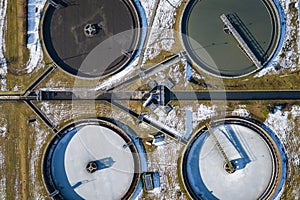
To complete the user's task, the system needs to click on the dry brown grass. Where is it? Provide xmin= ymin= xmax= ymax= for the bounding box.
xmin=4 ymin=0 xmax=49 ymax=91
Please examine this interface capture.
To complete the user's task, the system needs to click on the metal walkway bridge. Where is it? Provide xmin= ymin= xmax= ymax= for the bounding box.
xmin=220 ymin=14 xmax=263 ymax=69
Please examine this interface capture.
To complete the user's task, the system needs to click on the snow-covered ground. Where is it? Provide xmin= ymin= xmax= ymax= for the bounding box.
xmin=39 ymin=101 xmax=74 ymax=127
xmin=142 ymin=0 xmax=182 ymax=62
xmin=140 ymin=0 xmax=157 ymax=20
xmin=146 ymin=103 xmax=216 ymax=138
xmin=144 ymin=139 xmax=185 ymax=200
xmin=29 ymin=121 xmax=49 ymax=199
xmin=265 ymin=106 xmax=300 ymax=166
xmin=264 ymin=105 xmax=300 ymax=198
xmin=231 ymin=105 xmax=251 ymax=117
xmin=0 ymin=0 xmax=46 ymax=89
xmin=0 ymin=124 xmax=6 ymax=138
xmin=26 ymin=0 xmax=46 ymax=73
xmin=0 ymin=0 xmax=7 ymax=91
xmin=257 ymin=0 xmax=299 ymax=77
xmin=146 ymin=104 xmax=252 ymax=141
xmin=0 ymin=115 xmax=6 ymax=200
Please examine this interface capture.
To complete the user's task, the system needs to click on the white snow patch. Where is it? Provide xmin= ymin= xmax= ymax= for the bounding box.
xmin=0 ymin=150 xmax=6 ymax=200
xmin=0 ymin=113 xmax=6 ymax=198
xmin=192 ymin=68 xmax=204 ymax=80
xmin=111 ymin=108 xmax=136 ymax=125
xmin=232 ymin=105 xmax=250 ymax=117
xmin=40 ymin=101 xmax=73 ymax=126
xmin=14 ymin=173 xmax=19 ymax=200
xmin=145 ymin=110 xmax=184 ymax=136
xmin=145 ymin=104 xmax=216 ymax=138
xmin=168 ymin=63 xmax=183 ymax=84
xmin=0 ymin=151 xmax=3 ymax=166
xmin=140 ymin=0 xmax=157 ymax=20
xmin=0 ymin=178 xmax=5 ymax=200
xmin=145 ymin=139 xmax=185 ymax=200
xmin=192 ymin=104 xmax=216 ymax=128
xmin=0 ymin=125 xmax=6 ymax=138
xmin=138 ymin=121 xmax=151 ymax=130
xmin=95 ymin=59 xmax=138 ymax=90
xmin=0 ymin=0 xmax=8 ymax=91
xmin=256 ymin=0 xmax=299 ymax=77
xmin=26 ymin=0 xmax=46 ymax=73
xmin=265 ymin=109 xmax=292 ymax=143
xmin=265 ymin=105 xmax=300 ymax=168
xmin=12 ymin=85 xmax=19 ymax=92
xmin=143 ymin=0 xmax=183 ymax=62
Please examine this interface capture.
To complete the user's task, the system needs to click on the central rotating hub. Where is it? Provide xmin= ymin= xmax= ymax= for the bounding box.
xmin=224 ymin=162 xmax=236 ymax=174
xmin=86 ymin=161 xmax=98 ymax=173
xmin=84 ymin=23 xmax=101 ymax=37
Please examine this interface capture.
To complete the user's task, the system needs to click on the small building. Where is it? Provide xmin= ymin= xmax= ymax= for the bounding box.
xmin=148 ymin=103 xmax=158 ymax=112
xmin=164 ymin=104 xmax=173 ymax=113
xmin=142 ymin=172 xmax=160 ymax=191
xmin=146 ymin=132 xmax=165 ymax=146
xmin=185 ymin=60 xmax=193 ymax=81
xmin=182 ymin=109 xmax=193 ymax=141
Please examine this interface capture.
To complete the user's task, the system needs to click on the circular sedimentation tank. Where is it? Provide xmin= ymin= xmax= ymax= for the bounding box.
xmin=43 ymin=119 xmax=146 ymax=200
xmin=181 ymin=117 xmax=286 ymax=200
xmin=42 ymin=0 xmax=142 ymax=78
xmin=181 ymin=0 xmax=283 ymax=77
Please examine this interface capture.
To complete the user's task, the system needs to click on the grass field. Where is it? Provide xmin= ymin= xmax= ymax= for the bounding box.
xmin=0 ymin=102 xmax=52 ymax=199
xmin=4 ymin=0 xmax=48 ymax=91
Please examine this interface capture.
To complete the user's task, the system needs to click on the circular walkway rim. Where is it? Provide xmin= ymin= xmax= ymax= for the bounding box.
xmin=180 ymin=117 xmax=285 ymax=200
xmin=180 ymin=0 xmax=283 ymax=78
xmin=42 ymin=118 xmax=142 ymax=200
xmin=41 ymin=0 xmax=143 ymax=79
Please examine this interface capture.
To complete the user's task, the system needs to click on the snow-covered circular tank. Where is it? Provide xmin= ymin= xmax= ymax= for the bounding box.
xmin=181 ymin=117 xmax=286 ymax=200
xmin=43 ymin=119 xmax=146 ymax=200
